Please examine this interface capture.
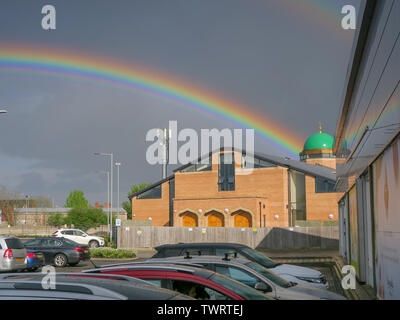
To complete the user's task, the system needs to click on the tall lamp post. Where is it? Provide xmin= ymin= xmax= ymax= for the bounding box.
xmin=115 ymin=162 xmax=121 ymax=220
xmin=94 ymin=152 xmax=113 ymax=241
xmin=115 ymin=162 xmax=121 ymax=248
xmin=97 ymin=170 xmax=110 ymax=233
xmin=25 ymin=195 xmax=29 ymax=232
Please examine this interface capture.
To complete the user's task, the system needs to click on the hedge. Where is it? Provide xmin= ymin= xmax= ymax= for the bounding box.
xmin=89 ymin=247 xmax=137 ymax=259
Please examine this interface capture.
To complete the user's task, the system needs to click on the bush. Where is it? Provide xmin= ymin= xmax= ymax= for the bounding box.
xmin=47 ymin=213 xmax=65 ymax=227
xmin=90 ymin=247 xmax=137 ymax=259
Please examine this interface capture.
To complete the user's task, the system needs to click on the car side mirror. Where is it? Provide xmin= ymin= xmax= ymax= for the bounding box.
xmin=255 ymin=282 xmax=272 ymax=293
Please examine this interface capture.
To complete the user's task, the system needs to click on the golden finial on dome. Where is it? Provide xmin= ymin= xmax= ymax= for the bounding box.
xmin=319 ymin=122 xmax=322 ymax=133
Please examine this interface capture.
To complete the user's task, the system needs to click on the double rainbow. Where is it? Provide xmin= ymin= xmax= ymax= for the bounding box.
xmin=0 ymin=44 xmax=304 ymax=157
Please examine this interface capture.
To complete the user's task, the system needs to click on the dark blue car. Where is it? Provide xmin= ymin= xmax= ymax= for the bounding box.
xmin=26 ymin=251 xmax=45 ymax=271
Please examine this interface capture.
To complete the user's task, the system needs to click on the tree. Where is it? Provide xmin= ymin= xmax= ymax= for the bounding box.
xmin=64 ymin=190 xmax=89 ymax=208
xmin=0 ymin=186 xmax=21 ymax=225
xmin=47 ymin=213 xmax=65 ymax=227
xmin=122 ymin=183 xmax=152 ymax=219
xmin=33 ymin=196 xmax=53 ymax=208
xmin=63 ymin=207 xmax=107 ymax=231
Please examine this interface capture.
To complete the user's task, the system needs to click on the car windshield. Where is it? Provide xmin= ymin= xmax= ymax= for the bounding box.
xmin=209 ymin=273 xmax=272 ymax=300
xmin=240 ymin=248 xmax=278 ymax=268
xmin=244 ymin=261 xmax=292 ymax=288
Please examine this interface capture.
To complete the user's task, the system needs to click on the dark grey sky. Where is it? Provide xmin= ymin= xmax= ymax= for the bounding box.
xmin=0 ymin=0 xmax=360 ymax=206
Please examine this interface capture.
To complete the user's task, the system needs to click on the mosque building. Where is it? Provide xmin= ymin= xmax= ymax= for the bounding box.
xmin=129 ymin=125 xmax=343 ymax=228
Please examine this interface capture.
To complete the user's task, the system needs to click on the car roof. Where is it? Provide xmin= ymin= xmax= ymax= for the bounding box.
xmin=155 ymin=243 xmax=248 ymax=250
xmin=84 ymin=262 xmax=218 ymax=280
xmin=0 ymin=272 xmax=192 ymax=300
xmin=151 ymin=255 xmax=252 ymax=265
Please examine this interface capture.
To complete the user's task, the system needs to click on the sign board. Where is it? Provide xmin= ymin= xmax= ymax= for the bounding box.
xmin=115 ymin=219 xmax=121 ymax=227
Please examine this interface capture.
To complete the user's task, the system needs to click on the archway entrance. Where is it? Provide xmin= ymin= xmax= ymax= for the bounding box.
xmin=233 ymin=211 xmax=252 ymax=227
xmin=180 ymin=212 xmax=198 ymax=227
xmin=206 ymin=211 xmax=225 ymax=227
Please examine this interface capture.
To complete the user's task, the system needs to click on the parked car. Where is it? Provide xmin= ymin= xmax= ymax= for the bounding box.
xmin=148 ymin=254 xmax=346 ymax=300
xmin=0 ymin=272 xmax=194 ymax=300
xmin=24 ymin=237 xmax=90 ymax=267
xmin=152 ymin=243 xmax=329 ymax=289
xmin=84 ymin=263 xmax=274 ymax=300
xmin=52 ymin=229 xmax=105 ymax=248
xmin=25 ymin=251 xmax=45 ymax=271
xmin=0 ymin=236 xmax=27 ymax=272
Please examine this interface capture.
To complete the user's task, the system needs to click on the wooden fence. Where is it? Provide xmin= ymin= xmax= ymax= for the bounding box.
xmin=118 ymin=226 xmax=339 ymax=249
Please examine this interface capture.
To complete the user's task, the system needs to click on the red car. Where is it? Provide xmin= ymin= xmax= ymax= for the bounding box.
xmin=84 ymin=263 xmax=273 ymax=300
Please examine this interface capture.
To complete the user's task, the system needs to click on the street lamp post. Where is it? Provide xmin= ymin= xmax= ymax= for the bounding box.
xmin=94 ymin=152 xmax=113 ymax=242
xmin=97 ymin=170 xmax=110 ymax=233
xmin=0 ymin=110 xmax=7 ymax=114
xmin=115 ymin=162 xmax=121 ymax=220
xmin=25 ymin=195 xmax=29 ymax=232
xmin=115 ymin=162 xmax=121 ymax=249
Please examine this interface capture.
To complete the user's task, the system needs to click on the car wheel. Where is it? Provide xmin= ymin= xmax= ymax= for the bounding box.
xmin=89 ymin=240 xmax=99 ymax=248
xmin=54 ymin=254 xmax=68 ymax=267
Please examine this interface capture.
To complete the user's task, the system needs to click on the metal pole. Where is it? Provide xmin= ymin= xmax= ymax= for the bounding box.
xmin=116 ymin=163 xmax=120 ymax=221
xmin=94 ymin=152 xmax=113 ymax=241
xmin=110 ymin=153 xmax=113 ymax=242
xmin=115 ymin=162 xmax=121 ymax=249
xmin=24 ymin=196 xmax=27 ymax=234
xmin=107 ymin=172 xmax=109 ymax=234
xmin=96 ymin=170 xmax=110 ymax=234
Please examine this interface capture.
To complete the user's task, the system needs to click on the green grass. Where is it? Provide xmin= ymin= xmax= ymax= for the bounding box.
xmin=89 ymin=247 xmax=137 ymax=259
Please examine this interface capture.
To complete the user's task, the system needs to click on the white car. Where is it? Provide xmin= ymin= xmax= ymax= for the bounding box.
xmin=52 ymin=229 xmax=105 ymax=248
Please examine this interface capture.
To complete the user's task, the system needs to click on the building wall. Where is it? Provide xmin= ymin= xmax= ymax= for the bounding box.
xmin=304 ymin=158 xmax=337 ymax=169
xmin=131 ymin=182 xmax=170 ymax=226
xmin=132 ymin=150 xmax=342 ymax=228
xmin=172 ymin=150 xmax=289 ymax=227
xmin=371 ymin=135 xmax=400 ymax=299
xmin=334 ymin=1 xmax=400 ymax=299
xmin=173 ymin=198 xmax=269 ymax=228
xmin=305 ymin=175 xmax=342 ymax=221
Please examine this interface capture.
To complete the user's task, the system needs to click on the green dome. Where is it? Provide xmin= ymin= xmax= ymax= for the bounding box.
xmin=303 ymin=132 xmax=334 ymax=151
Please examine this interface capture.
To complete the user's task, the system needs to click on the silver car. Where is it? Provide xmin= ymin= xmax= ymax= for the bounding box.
xmin=148 ymin=255 xmax=346 ymax=300
xmin=0 ymin=236 xmax=27 ymax=272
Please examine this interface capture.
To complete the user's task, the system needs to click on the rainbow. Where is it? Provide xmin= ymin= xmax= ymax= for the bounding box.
xmin=0 ymin=44 xmax=304 ymax=157
xmin=272 ymin=0 xmax=356 ymax=44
